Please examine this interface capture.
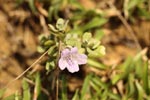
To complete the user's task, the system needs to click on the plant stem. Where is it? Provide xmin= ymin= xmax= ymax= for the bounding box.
xmin=55 ymin=40 xmax=62 ymax=100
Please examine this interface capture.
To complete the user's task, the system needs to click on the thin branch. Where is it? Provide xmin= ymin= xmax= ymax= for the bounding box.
xmin=117 ymin=13 xmax=142 ymax=50
xmin=56 ymin=78 xmax=59 ymax=100
xmin=56 ymin=40 xmax=62 ymax=100
xmin=108 ymin=3 xmax=142 ymax=51
xmin=3 ymin=49 xmax=49 ymax=89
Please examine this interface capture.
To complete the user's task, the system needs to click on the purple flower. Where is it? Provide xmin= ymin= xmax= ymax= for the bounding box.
xmin=58 ymin=47 xmax=87 ymax=73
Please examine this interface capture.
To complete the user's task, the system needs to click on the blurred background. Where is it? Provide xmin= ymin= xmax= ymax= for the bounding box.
xmin=0 ymin=0 xmax=150 ymax=99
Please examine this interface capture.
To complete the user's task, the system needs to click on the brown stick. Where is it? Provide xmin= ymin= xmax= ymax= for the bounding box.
xmin=108 ymin=3 xmax=142 ymax=51
xmin=3 ymin=49 xmax=49 ymax=89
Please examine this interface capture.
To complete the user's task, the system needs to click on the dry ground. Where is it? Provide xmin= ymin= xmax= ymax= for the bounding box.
xmin=0 ymin=0 xmax=149 ymax=97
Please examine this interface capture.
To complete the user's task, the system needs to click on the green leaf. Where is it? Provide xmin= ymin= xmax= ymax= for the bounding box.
xmin=15 ymin=91 xmax=21 ymax=100
xmin=48 ymin=24 xmax=59 ymax=33
xmin=28 ymin=0 xmax=37 ymax=13
xmin=0 ymin=88 xmax=5 ymax=98
xmin=112 ymin=58 xmax=133 ymax=85
xmin=65 ymin=34 xmax=81 ymax=47
xmin=142 ymin=60 xmax=149 ymax=94
xmin=87 ymin=58 xmax=106 ymax=69
xmin=82 ymin=32 xmax=92 ymax=42
xmin=81 ymin=74 xmax=93 ymax=100
xmin=92 ymin=40 xmax=101 ymax=49
xmin=46 ymin=62 xmax=50 ymax=71
xmin=137 ymin=7 xmax=150 ymax=19
xmin=95 ymin=46 xmax=106 ymax=56
xmin=48 ymin=6 xmax=54 ymax=21
xmin=69 ymin=0 xmax=84 ymax=10
xmin=94 ymin=29 xmax=104 ymax=40
xmin=56 ymin=18 xmax=68 ymax=31
xmin=3 ymin=94 xmax=15 ymax=100
xmin=92 ymin=76 xmax=108 ymax=89
xmin=121 ymin=57 xmax=133 ymax=77
xmin=34 ymin=72 xmax=41 ymax=100
xmin=81 ymin=17 xmax=107 ymax=31
xmin=44 ymin=40 xmax=54 ymax=46
xmin=127 ymin=74 xmax=135 ymax=97
xmin=127 ymin=0 xmax=143 ymax=10
xmin=87 ymin=46 xmax=105 ymax=57
xmin=22 ymin=79 xmax=31 ymax=100
xmin=16 ymin=0 xmax=24 ymax=6
xmin=135 ymin=81 xmax=144 ymax=100
xmin=65 ymin=39 xmax=78 ymax=47
xmin=48 ymin=45 xmax=57 ymax=55
xmin=37 ymin=46 xmax=45 ymax=53
xmin=38 ymin=34 xmax=46 ymax=41
xmin=61 ymin=75 xmax=67 ymax=100
xmin=90 ymin=81 xmax=101 ymax=93
xmin=87 ymin=39 xmax=100 ymax=49
xmin=135 ymin=59 xmax=143 ymax=78
xmin=101 ymin=89 xmax=108 ymax=100
xmin=133 ymin=50 xmax=144 ymax=62
xmin=111 ymin=74 xmax=122 ymax=85
xmin=56 ymin=18 xmax=65 ymax=30
xmin=72 ymin=89 xmax=80 ymax=100
xmin=46 ymin=61 xmax=55 ymax=72
xmin=108 ymin=92 xmax=121 ymax=100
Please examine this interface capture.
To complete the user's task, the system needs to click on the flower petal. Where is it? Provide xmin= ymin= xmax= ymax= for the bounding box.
xmin=58 ymin=58 xmax=67 ymax=70
xmin=71 ymin=47 xmax=78 ymax=54
xmin=66 ymin=60 xmax=79 ymax=73
xmin=61 ymin=49 xmax=70 ymax=57
xmin=59 ymin=47 xmax=87 ymax=73
xmin=76 ymin=54 xmax=87 ymax=65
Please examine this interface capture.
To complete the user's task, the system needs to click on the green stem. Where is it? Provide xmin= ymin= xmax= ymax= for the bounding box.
xmin=55 ymin=40 xmax=62 ymax=100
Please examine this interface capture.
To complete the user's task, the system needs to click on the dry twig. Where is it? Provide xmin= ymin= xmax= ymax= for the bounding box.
xmin=3 ymin=49 xmax=49 ymax=89
xmin=108 ymin=2 xmax=142 ymax=51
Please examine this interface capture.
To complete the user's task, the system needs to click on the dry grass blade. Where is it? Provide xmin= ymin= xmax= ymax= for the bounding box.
xmin=108 ymin=2 xmax=142 ymax=51
xmin=3 ymin=49 xmax=49 ymax=89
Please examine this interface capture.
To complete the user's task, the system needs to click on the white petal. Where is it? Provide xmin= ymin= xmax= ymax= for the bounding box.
xmin=61 ymin=49 xmax=70 ymax=57
xmin=76 ymin=54 xmax=87 ymax=65
xmin=66 ymin=60 xmax=79 ymax=73
xmin=58 ymin=58 xmax=67 ymax=70
xmin=71 ymin=47 xmax=78 ymax=54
